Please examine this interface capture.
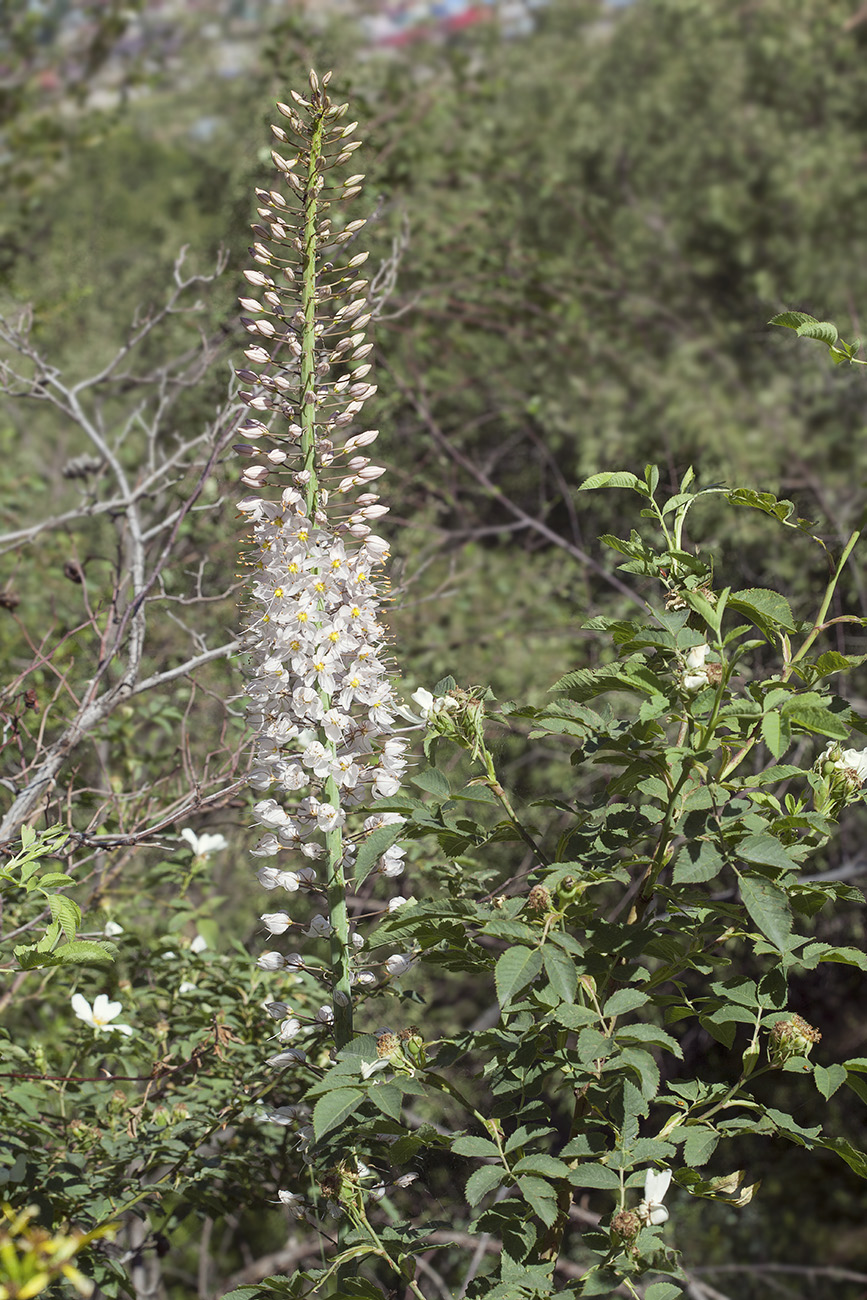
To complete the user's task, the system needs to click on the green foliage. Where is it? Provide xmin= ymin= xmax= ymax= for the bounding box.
xmin=0 ymin=826 xmax=115 ymax=970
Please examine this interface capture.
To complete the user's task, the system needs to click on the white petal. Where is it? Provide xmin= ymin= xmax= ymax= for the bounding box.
xmin=71 ymin=993 xmax=93 ymax=1023
xmin=644 ymin=1168 xmax=672 ymax=1203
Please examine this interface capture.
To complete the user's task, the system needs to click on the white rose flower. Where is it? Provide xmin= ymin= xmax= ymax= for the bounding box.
xmin=71 ymin=993 xmax=133 ymax=1037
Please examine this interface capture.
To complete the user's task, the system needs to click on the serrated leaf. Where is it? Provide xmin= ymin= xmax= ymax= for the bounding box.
xmin=796 ymin=320 xmax=838 ymax=345
xmin=353 ymin=823 xmax=404 ymax=886
xmin=312 ymin=1087 xmax=364 ymax=1141
xmin=681 ymin=1125 xmax=719 ymax=1167
xmin=814 ymin=1064 xmax=847 ymax=1101
xmin=603 ymin=988 xmax=650 ymax=1017
xmin=578 ymin=471 xmax=641 ymax=492
xmin=737 ymin=833 xmax=797 ymax=872
xmin=411 ymin=768 xmax=451 ymax=799
xmin=645 ymin=1284 xmax=683 ymax=1300
xmin=784 ymin=703 xmax=849 ymax=740
xmin=513 ymin=1154 xmax=570 ymax=1178
xmin=368 ymin=1083 xmax=402 ymax=1121
xmin=542 ymin=944 xmax=577 ymax=1004
xmin=517 ymin=1175 xmax=558 ymax=1226
xmin=567 ymin=1163 xmax=621 ymax=1190
xmin=761 ymin=711 xmax=791 ymax=759
xmin=769 ymin=310 xmax=817 ymax=330
xmin=729 ymin=587 xmax=796 ymax=632
xmin=49 ymin=895 xmax=81 ymax=942
xmin=465 ymin=1164 xmax=505 ymax=1206
xmin=739 ymin=875 xmax=793 ymax=953
xmin=452 ymin=1135 xmax=501 ymax=1158
xmin=672 ymin=840 xmax=723 ymax=885
xmin=52 ymin=940 xmax=115 ymax=966
xmin=495 ymin=946 xmax=542 ymax=1009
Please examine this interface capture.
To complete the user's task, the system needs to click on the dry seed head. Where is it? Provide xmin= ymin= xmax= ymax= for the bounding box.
xmin=526 ymin=885 xmax=552 ymax=915
xmin=610 ymin=1210 xmax=640 ymax=1243
xmin=376 ymin=1032 xmax=400 ymax=1058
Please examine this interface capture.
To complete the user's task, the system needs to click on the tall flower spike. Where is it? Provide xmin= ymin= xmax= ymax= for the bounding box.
xmin=236 ymin=72 xmax=407 ymax=1053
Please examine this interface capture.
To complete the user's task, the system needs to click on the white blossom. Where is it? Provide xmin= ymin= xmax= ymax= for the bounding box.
xmin=71 ymin=993 xmax=133 ymax=1037
xmin=180 ymin=828 xmax=228 ymax=857
xmin=638 ymin=1168 xmax=672 ymax=1226
xmin=385 ymin=953 xmax=415 ymax=978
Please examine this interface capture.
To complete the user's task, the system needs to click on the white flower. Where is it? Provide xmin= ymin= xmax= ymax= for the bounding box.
xmin=190 ymin=934 xmax=208 ymax=954
xmin=279 ymin=1017 xmax=302 ymax=1040
xmin=387 ymin=896 xmax=408 ymax=913
xmin=360 ymin=1058 xmax=391 ymax=1079
xmin=257 ymin=1102 xmax=302 ymax=1125
xmin=681 ymin=643 xmax=711 ymax=691
xmin=261 ymin=911 xmax=292 ymax=936
xmin=267 ymin=1048 xmax=308 ymax=1067
xmin=180 ymin=828 xmax=228 ymax=857
xmin=277 ymin=1190 xmax=307 ymax=1218
xmin=385 ymin=953 xmax=415 ymax=978
xmin=257 ymin=950 xmax=286 ymax=971
xmin=685 ymin=643 xmax=709 ymax=669
xmin=638 ymin=1168 xmax=672 ymax=1226
xmin=411 ymin=687 xmax=434 ymax=718
xmin=825 ymin=744 xmax=867 ymax=785
xmin=103 ymin=921 xmax=124 ymax=938
xmin=71 ymin=993 xmax=133 ymax=1037
xmin=178 ymin=982 xmax=197 ymax=995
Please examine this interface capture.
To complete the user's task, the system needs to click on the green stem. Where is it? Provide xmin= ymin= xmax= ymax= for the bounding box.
xmin=789 ymin=529 xmax=860 ymax=667
xmin=481 ymin=748 xmax=550 ymax=867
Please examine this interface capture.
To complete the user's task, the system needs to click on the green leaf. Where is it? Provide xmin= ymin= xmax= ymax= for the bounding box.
xmin=567 ymin=1163 xmax=621 ymax=1190
xmin=799 ymin=943 xmax=867 ymax=971
xmin=52 ymin=940 xmax=115 ymax=966
xmin=411 ymin=768 xmax=451 ymax=800
xmin=739 ymin=875 xmax=793 ymax=953
xmin=578 ymin=471 xmax=641 ymax=492
xmin=761 ymin=711 xmax=791 ymax=759
xmin=796 ymin=320 xmax=838 ymax=345
xmin=452 ymin=1135 xmax=501 ymax=1159
xmin=368 ymin=1083 xmax=402 ymax=1121
xmin=784 ymin=703 xmax=849 ymax=740
xmin=49 ymin=895 xmax=82 ymax=942
xmin=819 ymin=1136 xmax=867 ymax=1178
xmin=495 ymin=946 xmax=543 ymax=1009
xmin=672 ymin=840 xmax=723 ymax=885
xmin=681 ymin=1125 xmax=719 ymax=1167
xmin=353 ymin=824 xmax=404 ymax=886
xmin=513 ymin=1154 xmax=570 ymax=1178
xmin=516 ymin=1175 xmax=558 ymax=1226
xmin=602 ymin=988 xmax=650 ymax=1017
xmin=814 ymin=1064 xmax=847 ymax=1101
xmin=465 ymin=1164 xmax=506 ymax=1206
xmin=728 ymin=587 xmax=796 ymax=632
xmin=541 ymin=944 xmax=577 ymax=1004
xmin=312 ymin=1088 xmax=364 ymax=1141
xmin=645 ymin=1284 xmax=684 ymax=1300
xmin=769 ymin=310 xmax=817 ymax=330
xmin=737 ymin=833 xmax=797 ymax=873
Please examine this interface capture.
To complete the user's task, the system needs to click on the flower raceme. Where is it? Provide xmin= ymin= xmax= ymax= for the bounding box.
xmin=235 ymin=72 xmax=409 ymax=1047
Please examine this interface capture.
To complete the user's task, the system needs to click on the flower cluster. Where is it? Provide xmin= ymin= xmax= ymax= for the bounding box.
xmin=241 ymin=493 xmax=408 ymax=854
xmin=235 ymin=73 xmax=409 ymax=1025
